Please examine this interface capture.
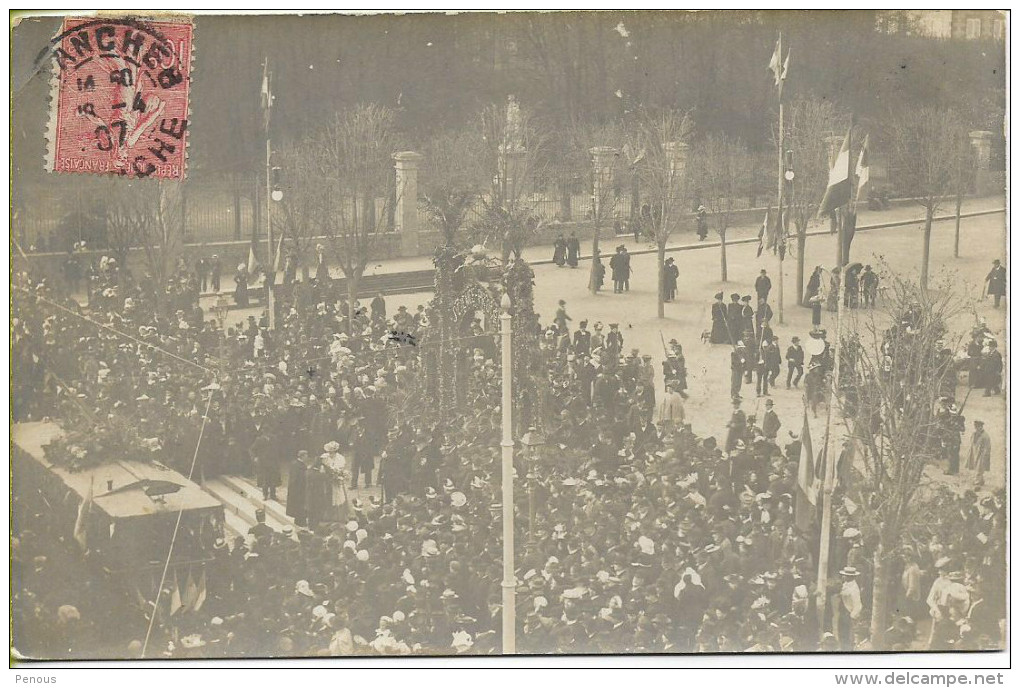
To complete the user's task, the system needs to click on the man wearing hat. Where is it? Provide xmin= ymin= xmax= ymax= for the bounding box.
xmin=606 ymin=323 xmax=623 ymax=358
xmin=755 ymin=269 xmax=772 ymax=303
xmin=965 ymin=419 xmax=991 ymax=481
xmin=984 ymin=258 xmax=1006 ymax=308
xmin=726 ymin=293 xmax=743 ymax=343
xmin=785 ymin=336 xmax=804 ymax=389
xmin=761 ymin=400 xmax=781 ymax=440
xmin=730 ymin=342 xmax=746 ymax=400
xmin=710 ymin=292 xmax=730 ymax=344
xmin=834 ymin=566 xmax=862 ymax=650
xmin=663 ymin=257 xmax=679 ymax=302
xmin=938 ymin=400 xmax=965 ymax=476
xmin=609 ymin=246 xmax=631 ymax=294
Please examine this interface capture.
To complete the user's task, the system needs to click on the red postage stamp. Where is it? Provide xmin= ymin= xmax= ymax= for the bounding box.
xmin=45 ymin=17 xmax=192 ymax=179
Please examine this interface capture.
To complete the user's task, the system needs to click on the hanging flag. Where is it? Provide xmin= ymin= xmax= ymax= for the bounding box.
xmin=72 ymin=479 xmax=94 ymax=552
xmin=781 ymin=50 xmax=790 ymax=82
xmin=271 ymin=233 xmax=285 ymax=285
xmin=170 ymin=570 xmax=183 ymax=616
xmin=768 ymin=35 xmax=783 ymax=86
xmin=795 ymin=411 xmax=817 ymax=532
xmin=757 ymin=208 xmax=770 ymax=258
xmin=182 ymin=568 xmax=199 ymax=613
xmin=817 ymin=127 xmax=852 ymax=218
xmin=192 ymin=569 xmax=207 ymax=613
xmin=247 ymin=243 xmax=258 ymax=276
xmin=843 ymin=211 xmax=857 ymax=264
xmin=260 ymin=58 xmax=272 ymax=135
xmin=855 ymin=134 xmax=870 ymax=204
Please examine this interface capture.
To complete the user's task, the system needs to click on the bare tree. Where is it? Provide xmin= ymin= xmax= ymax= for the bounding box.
xmin=693 ymin=133 xmax=750 ymax=282
xmin=303 ymin=104 xmax=399 ymax=330
xmin=950 ymin=128 xmax=976 ymax=259
xmin=785 ymin=97 xmax=848 ymax=304
xmin=274 ymin=140 xmax=328 ymax=281
xmin=419 ymin=127 xmax=487 ymax=247
xmin=102 ymin=179 xmax=184 ymax=305
xmin=833 ymin=268 xmax=967 ymax=649
xmin=632 ymin=109 xmax=695 ymax=318
xmin=885 ymin=106 xmax=964 ymax=288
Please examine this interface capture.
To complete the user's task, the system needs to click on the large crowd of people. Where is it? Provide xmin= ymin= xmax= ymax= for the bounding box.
xmin=10 ymin=246 xmax=1006 ymax=659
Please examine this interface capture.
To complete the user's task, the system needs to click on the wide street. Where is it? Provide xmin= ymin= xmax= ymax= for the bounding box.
xmin=374 ymin=203 xmax=1008 ymax=491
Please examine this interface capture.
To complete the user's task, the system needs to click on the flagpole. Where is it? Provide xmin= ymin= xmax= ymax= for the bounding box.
xmin=815 ymin=137 xmax=849 ymax=640
xmin=776 ymin=76 xmax=785 ymax=325
xmin=264 ymin=60 xmax=276 ymax=330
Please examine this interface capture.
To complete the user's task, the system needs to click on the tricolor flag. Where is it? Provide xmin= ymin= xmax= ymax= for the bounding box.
xmin=817 ymin=127 xmax=852 ymax=218
xmin=72 ymin=479 xmax=94 ymax=552
xmin=247 ymin=243 xmax=259 ymax=276
xmin=768 ymin=35 xmax=784 ymax=86
xmin=170 ymin=570 xmax=183 ymax=616
xmin=795 ymin=411 xmax=817 ymax=532
xmin=855 ymin=134 xmax=870 ymax=204
xmin=260 ymin=58 xmax=272 ymax=134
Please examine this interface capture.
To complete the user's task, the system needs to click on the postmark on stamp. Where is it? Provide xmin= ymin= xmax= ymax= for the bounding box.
xmin=44 ymin=17 xmax=193 ymax=179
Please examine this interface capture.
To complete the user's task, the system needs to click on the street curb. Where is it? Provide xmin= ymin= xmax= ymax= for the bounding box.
xmin=527 ymin=207 xmax=1006 ymax=267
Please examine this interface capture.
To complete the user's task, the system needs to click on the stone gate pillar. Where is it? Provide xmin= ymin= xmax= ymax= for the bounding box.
xmin=393 ymin=151 xmax=424 ymax=257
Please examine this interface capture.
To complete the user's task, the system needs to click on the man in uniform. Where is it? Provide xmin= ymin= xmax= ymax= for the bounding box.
xmin=730 ymin=342 xmax=746 ymax=400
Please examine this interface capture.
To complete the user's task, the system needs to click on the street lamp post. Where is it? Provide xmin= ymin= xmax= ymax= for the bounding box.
xmin=499 ymin=291 xmax=516 ymax=655
xmin=520 ymin=427 xmax=545 ymax=553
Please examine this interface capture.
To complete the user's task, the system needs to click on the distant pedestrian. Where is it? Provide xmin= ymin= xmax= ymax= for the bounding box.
xmin=786 ymin=336 xmax=804 ymax=389
xmin=755 ymin=269 xmax=772 ymax=303
xmin=965 ymin=420 xmax=991 ymax=482
xmin=984 ymin=259 xmax=1006 ymax=308
xmin=566 ymin=232 xmax=580 ymax=268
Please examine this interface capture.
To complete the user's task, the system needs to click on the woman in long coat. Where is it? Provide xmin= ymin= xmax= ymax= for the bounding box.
xmin=804 ymin=266 xmax=823 ymax=307
xmin=552 ymin=235 xmax=567 ymax=267
xmin=590 ymin=254 xmax=605 ymax=293
xmin=710 ymin=293 xmax=730 ymax=344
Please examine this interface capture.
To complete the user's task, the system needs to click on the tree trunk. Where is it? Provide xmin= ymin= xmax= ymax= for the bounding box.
xmin=920 ymin=207 xmax=933 ymax=289
xmin=559 ymin=181 xmax=572 ymax=221
xmin=796 ymin=225 xmax=806 ymax=306
xmin=589 ymin=222 xmax=601 ymax=295
xmin=720 ymin=229 xmax=728 ymax=282
xmin=954 ymin=192 xmax=963 ymax=258
xmin=630 ymin=173 xmax=640 ymax=222
xmin=657 ymin=241 xmax=666 ymax=319
xmin=869 ymin=541 xmax=891 ymax=650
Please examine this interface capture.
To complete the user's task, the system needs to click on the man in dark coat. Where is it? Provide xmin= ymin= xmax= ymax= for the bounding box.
xmin=711 ymin=292 xmax=730 ymax=344
xmin=755 ymin=269 xmax=772 ymax=303
xmin=982 ymin=341 xmax=1003 ymax=396
xmin=663 ymin=257 xmax=679 ymax=302
xmin=786 ymin=336 xmax=804 ymax=389
xmin=566 ymin=232 xmax=581 ymax=268
xmin=730 ymin=345 xmax=746 ymax=400
xmin=610 ymin=246 xmax=629 ymax=293
xmin=762 ymin=399 xmax=781 ymax=440
xmin=252 ymin=434 xmax=280 ymax=501
xmin=985 ymin=259 xmax=1006 ymax=308
xmin=606 ymin=323 xmax=624 ymax=357
xmin=286 ymin=451 xmax=309 ymax=526
xmin=210 ymin=255 xmax=222 ymax=292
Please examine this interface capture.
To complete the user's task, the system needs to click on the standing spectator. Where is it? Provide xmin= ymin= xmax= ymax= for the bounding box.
xmin=210 ymin=255 xmax=222 ymax=292
xmin=861 ymin=265 xmax=879 ymax=308
xmin=235 ymin=263 xmax=249 ymax=308
xmin=195 ymin=255 xmax=209 ymax=292
xmin=965 ymin=420 xmax=991 ymax=483
xmin=663 ymin=257 xmax=679 ymax=302
xmin=566 ymin=232 xmax=580 ymax=268
xmin=984 ymin=259 xmax=1006 ymax=308
xmin=755 ymin=269 xmax=772 ymax=303
xmin=981 ymin=341 xmax=1002 ymax=396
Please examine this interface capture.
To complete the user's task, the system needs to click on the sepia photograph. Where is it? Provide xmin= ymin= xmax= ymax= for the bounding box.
xmin=8 ymin=9 xmax=1008 ymax=667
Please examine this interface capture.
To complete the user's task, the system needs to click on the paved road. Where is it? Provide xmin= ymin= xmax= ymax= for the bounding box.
xmin=216 ymin=202 xmax=1007 ymax=491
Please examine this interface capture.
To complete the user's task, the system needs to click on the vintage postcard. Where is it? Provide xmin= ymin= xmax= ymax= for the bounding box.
xmin=9 ymin=10 xmax=1007 ymax=665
